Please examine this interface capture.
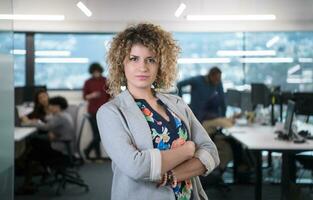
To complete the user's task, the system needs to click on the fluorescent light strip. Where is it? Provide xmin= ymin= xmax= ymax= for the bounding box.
xmin=10 ymin=50 xmax=71 ymax=56
xmin=239 ymin=57 xmax=293 ymax=63
xmin=35 ymin=51 xmax=71 ymax=56
xmin=288 ymin=65 xmax=301 ymax=75
xmin=287 ymin=76 xmax=312 ymax=84
xmin=217 ymin=50 xmax=276 ymax=57
xmin=175 ymin=3 xmax=186 ymax=18
xmin=298 ymin=58 xmax=313 ymax=63
xmin=0 ymin=14 xmax=64 ymax=21
xmin=77 ymin=1 xmax=92 ymax=17
xmin=186 ymin=14 xmax=276 ymax=21
xmin=35 ymin=57 xmax=89 ymax=63
xmin=10 ymin=49 xmax=26 ymax=55
xmin=266 ymin=36 xmax=280 ymax=48
xmin=178 ymin=58 xmax=231 ymax=64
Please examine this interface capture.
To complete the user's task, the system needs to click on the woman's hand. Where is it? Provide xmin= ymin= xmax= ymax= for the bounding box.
xmin=183 ymin=141 xmax=196 ymax=159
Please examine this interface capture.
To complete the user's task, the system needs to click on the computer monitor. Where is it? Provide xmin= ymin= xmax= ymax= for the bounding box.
xmin=284 ymin=100 xmax=296 ymax=138
xmin=14 ymin=87 xmax=25 ymax=105
xmin=292 ymin=92 xmax=313 ymax=116
xmin=226 ymin=89 xmax=241 ymax=108
xmin=251 ymin=83 xmax=271 ymax=107
xmin=14 ymin=85 xmax=47 ymax=105
xmin=15 ymin=106 xmax=22 ymax=127
xmin=240 ymin=91 xmax=253 ymax=112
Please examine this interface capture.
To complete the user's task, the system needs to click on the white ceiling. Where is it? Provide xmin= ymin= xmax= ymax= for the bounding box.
xmin=11 ymin=0 xmax=313 ymax=32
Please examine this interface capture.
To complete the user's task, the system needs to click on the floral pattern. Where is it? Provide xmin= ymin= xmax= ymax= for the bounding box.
xmin=136 ymin=99 xmax=193 ymax=200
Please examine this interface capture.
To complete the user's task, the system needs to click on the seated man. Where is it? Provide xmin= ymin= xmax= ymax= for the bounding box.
xmin=17 ymin=96 xmax=74 ymax=194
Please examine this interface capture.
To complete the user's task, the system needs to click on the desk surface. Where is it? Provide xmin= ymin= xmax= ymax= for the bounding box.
xmin=225 ymin=125 xmax=313 ymax=151
xmin=15 ymin=127 xmax=37 ymax=142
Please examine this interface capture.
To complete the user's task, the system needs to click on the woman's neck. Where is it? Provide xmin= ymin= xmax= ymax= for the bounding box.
xmin=128 ymin=87 xmax=156 ymax=101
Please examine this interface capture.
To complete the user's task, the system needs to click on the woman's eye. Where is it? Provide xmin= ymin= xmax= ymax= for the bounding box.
xmin=130 ymin=57 xmax=138 ymax=61
xmin=147 ymin=58 xmax=156 ymax=63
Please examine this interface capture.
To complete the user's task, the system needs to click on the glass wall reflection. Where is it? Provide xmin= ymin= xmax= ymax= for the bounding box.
xmin=0 ymin=0 xmax=14 ymax=199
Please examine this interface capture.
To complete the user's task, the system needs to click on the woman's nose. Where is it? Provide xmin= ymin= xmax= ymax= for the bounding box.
xmin=138 ymin=61 xmax=148 ymax=71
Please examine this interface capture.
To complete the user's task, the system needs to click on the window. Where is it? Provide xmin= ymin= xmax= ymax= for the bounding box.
xmin=13 ymin=33 xmax=26 ymax=86
xmin=245 ymin=32 xmax=313 ymax=91
xmin=34 ymin=33 xmax=114 ymax=89
xmin=23 ymin=31 xmax=313 ymax=91
xmin=174 ymin=32 xmax=244 ymax=89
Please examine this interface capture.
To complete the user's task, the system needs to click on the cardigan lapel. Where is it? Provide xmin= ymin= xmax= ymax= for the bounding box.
xmin=117 ymin=90 xmax=154 ymax=149
xmin=156 ymin=93 xmax=192 ymax=138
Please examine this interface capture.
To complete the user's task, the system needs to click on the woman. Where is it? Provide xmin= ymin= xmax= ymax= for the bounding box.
xmin=21 ymin=89 xmax=50 ymax=124
xmin=96 ymin=23 xmax=219 ymax=200
xmin=83 ymin=63 xmax=110 ymax=160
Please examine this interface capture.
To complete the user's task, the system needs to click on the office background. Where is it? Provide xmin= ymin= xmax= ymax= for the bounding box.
xmin=1 ymin=0 xmax=313 ymax=199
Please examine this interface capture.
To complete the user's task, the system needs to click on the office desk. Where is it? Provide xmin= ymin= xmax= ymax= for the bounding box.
xmin=225 ymin=125 xmax=313 ymax=200
xmin=14 ymin=127 xmax=37 ymax=142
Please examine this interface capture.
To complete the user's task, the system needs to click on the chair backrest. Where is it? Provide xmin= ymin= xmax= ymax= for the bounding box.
xmin=66 ymin=103 xmax=89 ymax=163
xmin=65 ymin=104 xmax=80 ymax=155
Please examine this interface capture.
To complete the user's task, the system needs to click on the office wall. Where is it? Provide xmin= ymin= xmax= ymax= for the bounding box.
xmin=11 ymin=0 xmax=313 ymax=32
xmin=13 ymin=20 xmax=313 ymax=33
xmin=0 ymin=0 xmax=14 ymax=199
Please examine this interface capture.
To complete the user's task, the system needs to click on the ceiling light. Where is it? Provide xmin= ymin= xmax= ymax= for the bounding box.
xmin=287 ymin=76 xmax=312 ymax=84
xmin=77 ymin=1 xmax=92 ymax=17
xmin=35 ymin=51 xmax=71 ymax=56
xmin=10 ymin=49 xmax=26 ymax=55
xmin=178 ymin=58 xmax=231 ymax=64
xmin=287 ymin=65 xmax=301 ymax=75
xmin=298 ymin=58 xmax=313 ymax=63
xmin=186 ymin=14 xmax=276 ymax=21
xmin=0 ymin=14 xmax=64 ymax=21
xmin=175 ymin=3 xmax=186 ymax=18
xmin=35 ymin=57 xmax=89 ymax=63
xmin=217 ymin=50 xmax=276 ymax=57
xmin=10 ymin=50 xmax=71 ymax=56
xmin=266 ymin=36 xmax=280 ymax=48
xmin=239 ymin=57 xmax=293 ymax=63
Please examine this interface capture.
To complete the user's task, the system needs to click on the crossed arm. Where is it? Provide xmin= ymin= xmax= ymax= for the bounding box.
xmin=96 ymin=103 xmax=219 ymax=183
xmin=160 ymin=141 xmax=208 ymax=183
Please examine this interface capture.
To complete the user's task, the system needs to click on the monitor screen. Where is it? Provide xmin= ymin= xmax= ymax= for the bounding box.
xmin=284 ymin=100 xmax=295 ymax=138
xmin=14 ymin=85 xmax=47 ymax=105
xmin=14 ymin=87 xmax=25 ymax=105
xmin=240 ymin=91 xmax=253 ymax=112
xmin=226 ymin=89 xmax=241 ymax=108
xmin=251 ymin=83 xmax=271 ymax=107
xmin=293 ymin=92 xmax=313 ymax=116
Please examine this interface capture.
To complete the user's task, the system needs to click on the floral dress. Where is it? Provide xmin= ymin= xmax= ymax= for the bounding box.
xmin=136 ymin=99 xmax=193 ymax=200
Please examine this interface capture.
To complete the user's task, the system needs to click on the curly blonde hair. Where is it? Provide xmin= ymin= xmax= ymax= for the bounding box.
xmin=107 ymin=23 xmax=180 ymax=97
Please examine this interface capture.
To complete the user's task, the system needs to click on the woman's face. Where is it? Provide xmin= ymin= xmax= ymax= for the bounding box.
xmin=123 ymin=44 xmax=159 ymax=92
xmin=37 ymin=92 xmax=49 ymax=106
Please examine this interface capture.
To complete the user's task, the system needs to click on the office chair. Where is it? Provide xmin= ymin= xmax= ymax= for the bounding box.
xmin=296 ymin=152 xmax=313 ymax=190
xmin=45 ymin=139 xmax=89 ymax=195
xmin=40 ymin=104 xmax=90 ymax=195
xmin=77 ymin=112 xmax=91 ymax=161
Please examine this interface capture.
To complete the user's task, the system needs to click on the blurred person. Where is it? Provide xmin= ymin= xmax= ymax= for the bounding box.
xmin=17 ymin=96 xmax=74 ymax=194
xmin=178 ymin=67 xmax=234 ymax=180
xmin=177 ymin=67 xmax=226 ymax=122
xmin=21 ymin=89 xmax=50 ymax=124
xmin=83 ymin=62 xmax=110 ymax=160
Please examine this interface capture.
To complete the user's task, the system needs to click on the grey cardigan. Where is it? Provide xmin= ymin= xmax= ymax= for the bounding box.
xmin=97 ymin=90 xmax=219 ymax=200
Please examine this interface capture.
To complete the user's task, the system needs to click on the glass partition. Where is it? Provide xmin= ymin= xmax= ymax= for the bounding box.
xmin=0 ymin=0 xmax=14 ymax=199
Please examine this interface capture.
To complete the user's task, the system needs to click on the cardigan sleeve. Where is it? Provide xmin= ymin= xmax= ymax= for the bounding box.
xmin=96 ymin=103 xmax=162 ymax=182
